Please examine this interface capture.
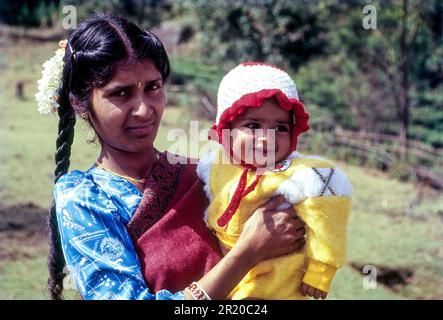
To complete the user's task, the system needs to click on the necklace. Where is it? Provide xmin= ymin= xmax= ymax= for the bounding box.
xmin=95 ymin=162 xmax=147 ymax=186
xmin=95 ymin=150 xmax=160 ymax=187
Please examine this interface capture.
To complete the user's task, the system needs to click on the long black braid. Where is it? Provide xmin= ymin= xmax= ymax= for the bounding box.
xmin=47 ymin=39 xmax=79 ymax=299
xmin=47 ymin=94 xmax=76 ymax=300
xmin=45 ymin=13 xmax=170 ymax=300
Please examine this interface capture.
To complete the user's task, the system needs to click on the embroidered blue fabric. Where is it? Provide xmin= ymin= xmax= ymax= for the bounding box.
xmin=54 ymin=167 xmax=185 ymax=300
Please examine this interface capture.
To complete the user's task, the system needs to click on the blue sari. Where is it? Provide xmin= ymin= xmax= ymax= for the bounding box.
xmin=54 ymin=166 xmax=184 ymax=300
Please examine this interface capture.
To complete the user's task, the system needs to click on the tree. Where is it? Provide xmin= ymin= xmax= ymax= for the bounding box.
xmin=0 ymin=0 xmax=60 ymax=27
xmin=65 ymin=0 xmax=173 ymax=29
xmin=179 ymin=0 xmax=330 ymax=72
xmin=328 ymin=0 xmax=440 ymax=154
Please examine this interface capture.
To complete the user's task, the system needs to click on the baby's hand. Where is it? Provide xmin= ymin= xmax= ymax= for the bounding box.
xmin=301 ymin=283 xmax=328 ymax=299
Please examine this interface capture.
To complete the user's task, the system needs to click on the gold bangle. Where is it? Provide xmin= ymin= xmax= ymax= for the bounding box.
xmin=185 ymin=282 xmax=211 ymax=300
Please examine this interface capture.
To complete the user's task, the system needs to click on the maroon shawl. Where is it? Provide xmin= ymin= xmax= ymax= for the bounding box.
xmin=126 ymin=151 xmax=222 ymax=293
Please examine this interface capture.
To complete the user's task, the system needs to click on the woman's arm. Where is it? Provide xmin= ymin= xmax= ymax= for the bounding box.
xmin=55 ymin=176 xmax=183 ymax=300
xmin=185 ymin=196 xmax=306 ymax=300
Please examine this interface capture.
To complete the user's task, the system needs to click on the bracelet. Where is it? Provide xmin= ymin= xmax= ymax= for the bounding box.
xmin=185 ymin=282 xmax=211 ymax=300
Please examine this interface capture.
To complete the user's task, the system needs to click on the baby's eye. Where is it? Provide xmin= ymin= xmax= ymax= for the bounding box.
xmin=276 ymin=125 xmax=289 ymax=132
xmin=246 ymin=122 xmax=260 ymax=130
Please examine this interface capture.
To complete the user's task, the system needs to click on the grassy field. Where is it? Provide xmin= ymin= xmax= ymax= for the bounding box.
xmin=0 ymin=39 xmax=442 ymax=300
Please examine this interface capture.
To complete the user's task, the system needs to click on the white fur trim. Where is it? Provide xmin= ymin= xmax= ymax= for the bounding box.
xmin=203 ymin=209 xmax=210 ymax=224
xmin=273 ymin=167 xmax=352 ymax=204
xmin=196 ymin=152 xmax=216 ymax=202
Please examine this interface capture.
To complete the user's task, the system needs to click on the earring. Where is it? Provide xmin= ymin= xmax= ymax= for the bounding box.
xmin=80 ymin=112 xmax=88 ymax=120
xmin=137 ymin=81 xmax=142 ymax=89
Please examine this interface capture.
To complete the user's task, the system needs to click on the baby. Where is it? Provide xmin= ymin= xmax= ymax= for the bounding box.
xmin=197 ymin=62 xmax=352 ymax=300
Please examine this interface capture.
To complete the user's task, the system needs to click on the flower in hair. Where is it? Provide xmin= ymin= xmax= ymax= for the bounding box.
xmin=58 ymin=40 xmax=67 ymax=49
xmin=35 ymin=40 xmax=67 ymax=115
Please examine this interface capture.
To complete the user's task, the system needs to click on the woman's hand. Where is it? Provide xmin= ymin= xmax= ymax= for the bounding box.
xmin=236 ymin=196 xmax=306 ymax=266
xmin=186 ymin=196 xmax=306 ymax=300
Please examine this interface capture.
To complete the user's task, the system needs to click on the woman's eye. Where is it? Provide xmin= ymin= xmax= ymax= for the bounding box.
xmin=246 ymin=123 xmax=260 ymax=130
xmin=112 ymin=90 xmax=128 ymax=97
xmin=145 ymin=83 xmax=161 ymax=91
xmin=276 ymin=125 xmax=289 ymax=132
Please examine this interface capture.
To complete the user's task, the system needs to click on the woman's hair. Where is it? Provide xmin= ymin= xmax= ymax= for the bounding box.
xmin=48 ymin=13 xmax=170 ymax=300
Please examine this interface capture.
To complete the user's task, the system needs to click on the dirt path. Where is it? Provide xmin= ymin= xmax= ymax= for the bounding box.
xmin=0 ymin=202 xmax=48 ymax=261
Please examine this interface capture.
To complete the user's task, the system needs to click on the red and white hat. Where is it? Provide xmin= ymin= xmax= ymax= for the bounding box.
xmin=212 ymin=61 xmax=310 ymax=155
xmin=211 ymin=62 xmax=310 ymax=227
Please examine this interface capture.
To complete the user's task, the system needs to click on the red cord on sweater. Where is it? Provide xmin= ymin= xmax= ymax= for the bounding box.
xmin=217 ymin=168 xmax=262 ymax=227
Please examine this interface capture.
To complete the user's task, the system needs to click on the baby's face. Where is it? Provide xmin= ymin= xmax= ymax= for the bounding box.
xmin=229 ymin=99 xmax=291 ymax=168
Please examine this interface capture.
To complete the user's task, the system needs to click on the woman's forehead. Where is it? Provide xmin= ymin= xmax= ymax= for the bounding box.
xmin=104 ymin=60 xmax=161 ymax=87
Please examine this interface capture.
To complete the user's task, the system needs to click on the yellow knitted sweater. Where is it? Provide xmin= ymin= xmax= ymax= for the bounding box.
xmin=196 ymin=148 xmax=352 ymax=300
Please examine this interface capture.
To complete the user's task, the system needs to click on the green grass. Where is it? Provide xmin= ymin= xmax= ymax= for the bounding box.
xmin=0 ymin=253 xmax=81 ymax=300
xmin=1 ymin=39 xmax=442 ymax=300
xmin=0 ymin=255 xmax=51 ymax=300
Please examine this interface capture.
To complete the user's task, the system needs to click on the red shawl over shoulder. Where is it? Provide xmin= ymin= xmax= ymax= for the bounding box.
xmin=126 ymin=151 xmax=222 ymax=293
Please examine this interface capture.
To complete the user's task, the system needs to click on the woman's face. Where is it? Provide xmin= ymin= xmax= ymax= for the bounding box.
xmin=89 ymin=60 xmax=165 ymax=154
xmin=229 ymin=98 xmax=292 ymax=168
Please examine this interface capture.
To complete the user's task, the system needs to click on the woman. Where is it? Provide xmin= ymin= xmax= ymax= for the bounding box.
xmin=46 ymin=14 xmax=306 ymax=300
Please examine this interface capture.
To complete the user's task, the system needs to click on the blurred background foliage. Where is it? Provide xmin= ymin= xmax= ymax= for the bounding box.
xmin=1 ymin=0 xmax=442 ymax=149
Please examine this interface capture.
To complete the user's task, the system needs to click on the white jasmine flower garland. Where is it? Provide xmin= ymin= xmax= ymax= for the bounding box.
xmin=35 ymin=40 xmax=67 ymax=115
